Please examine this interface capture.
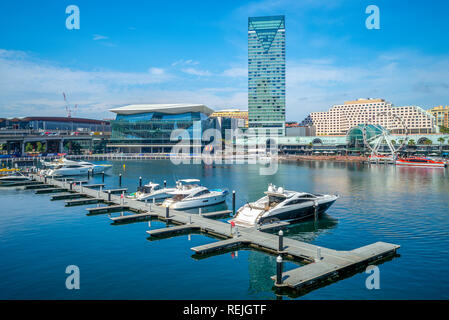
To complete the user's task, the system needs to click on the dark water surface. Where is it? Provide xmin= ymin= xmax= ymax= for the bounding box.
xmin=1 ymin=160 xmax=448 ymax=299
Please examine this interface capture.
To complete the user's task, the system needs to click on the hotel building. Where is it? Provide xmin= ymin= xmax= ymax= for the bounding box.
xmin=248 ymin=15 xmax=286 ymax=136
xmin=428 ymin=105 xmax=449 ymax=128
xmin=300 ymin=98 xmax=437 ymax=135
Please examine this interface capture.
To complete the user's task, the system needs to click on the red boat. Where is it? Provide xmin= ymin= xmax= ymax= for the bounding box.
xmin=396 ymin=156 xmax=447 ymax=168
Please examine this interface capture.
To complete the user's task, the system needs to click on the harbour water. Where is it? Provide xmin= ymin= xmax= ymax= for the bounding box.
xmin=1 ymin=160 xmax=449 ymax=299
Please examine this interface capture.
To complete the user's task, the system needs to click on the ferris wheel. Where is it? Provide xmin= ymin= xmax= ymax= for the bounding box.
xmin=362 ymin=111 xmax=408 ymax=157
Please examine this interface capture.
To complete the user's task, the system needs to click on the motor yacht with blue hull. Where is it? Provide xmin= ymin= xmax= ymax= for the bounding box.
xmin=161 ymin=179 xmax=229 ymax=210
xmin=231 ymin=184 xmax=338 ymax=228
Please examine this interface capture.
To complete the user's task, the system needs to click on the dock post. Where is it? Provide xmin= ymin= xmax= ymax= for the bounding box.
xmin=278 ymin=230 xmax=284 ymax=252
xmin=119 ymin=173 xmax=122 ymax=187
xmin=44 ymin=176 xmax=47 ymax=184
xmin=189 ymin=215 xmax=192 ymax=224
xmin=276 ymin=255 xmax=283 ymax=285
xmin=70 ymin=182 xmax=73 ymax=191
xmin=87 ymin=169 xmax=90 ymax=179
xmin=164 ymin=180 xmax=167 ymax=188
xmin=316 ymin=247 xmax=322 ymax=261
xmin=232 ymin=190 xmax=236 ymax=215
xmin=108 ymin=190 xmax=111 ymax=202
xmin=153 ymin=197 xmax=155 ymax=205
xmin=139 ymin=176 xmax=142 ymax=189
xmin=102 ymin=172 xmax=105 ymax=183
xmin=313 ymin=200 xmax=318 ymax=221
xmin=165 ymin=206 xmax=169 ymax=219
xmin=199 ymin=208 xmax=202 ymax=216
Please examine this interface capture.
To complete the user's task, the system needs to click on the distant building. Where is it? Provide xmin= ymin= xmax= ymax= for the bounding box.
xmin=285 ymin=125 xmax=315 ymax=137
xmin=248 ymin=15 xmax=286 ymax=136
xmin=0 ymin=116 xmax=110 ymax=132
xmin=210 ymin=109 xmax=248 ymax=127
xmin=428 ymin=105 xmax=449 ymax=128
xmin=108 ymin=103 xmax=217 ymax=153
xmin=301 ymin=98 xmax=437 ymax=135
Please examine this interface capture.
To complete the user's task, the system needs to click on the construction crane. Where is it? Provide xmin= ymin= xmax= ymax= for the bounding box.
xmin=62 ymin=92 xmax=78 ymax=118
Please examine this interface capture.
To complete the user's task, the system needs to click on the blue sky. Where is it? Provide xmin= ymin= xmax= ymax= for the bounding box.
xmin=1 ymin=0 xmax=449 ymax=121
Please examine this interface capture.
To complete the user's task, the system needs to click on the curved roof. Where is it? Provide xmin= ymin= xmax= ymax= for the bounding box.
xmin=109 ymin=104 xmax=214 ymax=116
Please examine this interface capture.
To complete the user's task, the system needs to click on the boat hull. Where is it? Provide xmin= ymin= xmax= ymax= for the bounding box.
xmin=396 ymin=161 xmax=446 ymax=168
xmin=258 ymin=199 xmax=337 ymax=225
xmin=165 ymin=193 xmax=228 ymax=210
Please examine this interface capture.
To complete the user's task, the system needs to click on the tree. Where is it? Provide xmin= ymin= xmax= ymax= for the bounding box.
xmin=423 ymin=138 xmax=432 ymax=145
xmin=439 ymin=126 xmax=449 ymax=134
xmin=390 ymin=140 xmax=396 ymax=145
xmin=408 ymin=139 xmax=416 ymax=146
xmin=36 ymin=142 xmax=43 ymax=152
xmin=25 ymin=143 xmax=34 ymax=152
xmin=438 ymin=137 xmax=445 ymax=145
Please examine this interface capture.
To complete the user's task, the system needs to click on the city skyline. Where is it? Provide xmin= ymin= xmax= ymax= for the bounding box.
xmin=1 ymin=0 xmax=449 ymax=122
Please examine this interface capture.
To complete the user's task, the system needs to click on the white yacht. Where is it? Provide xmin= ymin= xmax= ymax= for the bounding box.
xmin=230 ymin=184 xmax=339 ymax=228
xmin=0 ymin=170 xmax=31 ymax=186
xmin=162 ymin=179 xmax=228 ymax=210
xmin=42 ymin=160 xmax=111 ymax=176
xmin=126 ymin=182 xmax=175 ymax=201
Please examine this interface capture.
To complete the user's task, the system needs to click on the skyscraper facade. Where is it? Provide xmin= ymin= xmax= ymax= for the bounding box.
xmin=248 ymin=15 xmax=286 ymax=136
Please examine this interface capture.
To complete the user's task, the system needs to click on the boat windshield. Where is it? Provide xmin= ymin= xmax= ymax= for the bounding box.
xmin=138 ymin=186 xmax=153 ymax=193
xmin=268 ymin=195 xmax=285 ymax=206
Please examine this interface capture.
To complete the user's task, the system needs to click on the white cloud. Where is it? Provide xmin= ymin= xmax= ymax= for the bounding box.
xmin=181 ymin=67 xmax=211 ymax=76
xmin=93 ymin=34 xmax=109 ymax=41
xmin=1 ymin=48 xmax=449 ymax=123
xmin=149 ymin=67 xmax=165 ymax=75
xmin=171 ymin=59 xmax=200 ymax=67
xmin=222 ymin=67 xmax=247 ymax=77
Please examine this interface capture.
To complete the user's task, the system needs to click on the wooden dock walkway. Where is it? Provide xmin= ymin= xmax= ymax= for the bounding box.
xmin=30 ymin=173 xmax=400 ymax=293
xmin=86 ymin=204 xmax=129 ymax=214
xmin=110 ymin=211 xmax=157 ymax=223
xmin=65 ymin=197 xmax=103 ymax=206
xmin=51 ymin=193 xmax=86 ymax=200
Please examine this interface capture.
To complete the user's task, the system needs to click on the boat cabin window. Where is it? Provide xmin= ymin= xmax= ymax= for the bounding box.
xmin=139 ymin=186 xmax=153 ymax=193
xmin=286 ymin=198 xmax=314 ymax=206
xmin=268 ymin=195 xmax=285 ymax=205
xmin=194 ymin=190 xmax=210 ymax=197
xmin=300 ymin=194 xmax=317 ymax=199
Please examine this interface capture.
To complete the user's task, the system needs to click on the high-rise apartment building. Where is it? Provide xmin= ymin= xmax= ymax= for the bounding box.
xmin=248 ymin=15 xmax=286 ymax=136
xmin=301 ymin=98 xmax=437 ymax=135
xmin=428 ymin=105 xmax=449 ymax=128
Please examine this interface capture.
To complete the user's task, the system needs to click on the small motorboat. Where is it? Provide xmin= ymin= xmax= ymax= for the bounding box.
xmin=126 ymin=182 xmax=175 ymax=201
xmin=162 ymin=179 xmax=228 ymax=210
xmin=230 ymin=184 xmax=339 ymax=228
xmin=395 ymin=156 xmax=446 ymax=168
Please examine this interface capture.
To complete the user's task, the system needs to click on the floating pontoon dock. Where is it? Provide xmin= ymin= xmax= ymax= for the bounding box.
xmin=29 ymin=173 xmax=400 ymax=293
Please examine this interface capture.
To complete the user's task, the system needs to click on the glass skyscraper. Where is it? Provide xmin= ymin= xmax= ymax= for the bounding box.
xmin=248 ymin=15 xmax=286 ymax=136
